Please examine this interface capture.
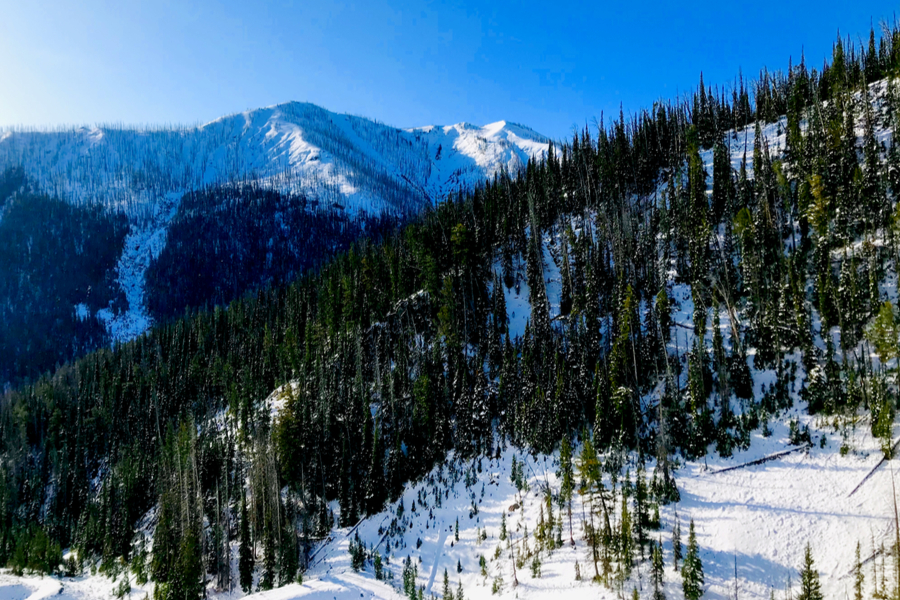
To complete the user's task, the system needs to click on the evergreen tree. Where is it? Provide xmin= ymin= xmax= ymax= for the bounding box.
xmin=682 ymin=519 xmax=704 ymax=600
xmin=797 ymin=543 xmax=823 ymax=600
xmin=651 ymin=539 xmax=666 ymax=600
xmin=558 ymin=435 xmax=576 ymax=546
xmin=620 ymin=493 xmax=633 ymax=576
xmin=239 ymin=495 xmax=255 ymax=594
xmin=442 ymin=568 xmax=454 ymax=600
xmin=672 ymin=513 xmax=682 ymax=571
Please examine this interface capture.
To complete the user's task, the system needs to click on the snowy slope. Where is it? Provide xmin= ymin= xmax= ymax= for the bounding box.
xmin=0 ymin=417 xmax=894 ymax=600
xmin=300 ymin=421 xmax=897 ymax=600
xmin=0 ymin=571 xmax=137 ymax=600
xmin=0 ymin=104 xmax=549 ymax=217
xmin=0 ymin=104 xmax=549 ymax=343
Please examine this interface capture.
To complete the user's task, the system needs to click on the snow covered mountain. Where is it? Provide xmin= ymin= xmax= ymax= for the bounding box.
xmin=0 ymin=104 xmax=549 ymax=343
xmin=0 ymin=103 xmax=549 ymax=217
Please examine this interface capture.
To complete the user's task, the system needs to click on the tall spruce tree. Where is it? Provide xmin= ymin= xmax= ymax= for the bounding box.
xmin=682 ymin=519 xmax=704 ymax=600
xmin=239 ymin=494 xmax=255 ymax=594
xmin=797 ymin=543 xmax=823 ymax=600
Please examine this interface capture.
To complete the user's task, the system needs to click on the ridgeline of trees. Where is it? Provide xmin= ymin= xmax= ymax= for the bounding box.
xmin=1 ymin=23 xmax=900 ymax=598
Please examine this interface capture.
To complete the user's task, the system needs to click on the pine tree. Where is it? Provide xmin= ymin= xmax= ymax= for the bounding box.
xmin=672 ymin=512 xmax=682 ymax=571
xmin=854 ymin=541 xmax=864 ymax=600
xmin=374 ymin=552 xmax=384 ymax=581
xmin=682 ymin=519 xmax=704 ymax=600
xmin=651 ymin=538 xmax=666 ymax=600
xmin=635 ymin=465 xmax=650 ymax=557
xmin=620 ymin=493 xmax=633 ymax=576
xmin=868 ymin=301 xmax=899 ymax=367
xmin=442 ymin=568 xmax=454 ymax=600
xmin=557 ymin=435 xmax=576 ymax=546
xmin=261 ymin=523 xmax=277 ymax=591
xmin=797 ymin=543 xmax=823 ymax=600
xmin=239 ymin=494 xmax=255 ymax=594
xmin=576 ymin=434 xmax=604 ymax=581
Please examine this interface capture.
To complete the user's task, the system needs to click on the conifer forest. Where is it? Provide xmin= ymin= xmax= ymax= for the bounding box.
xmin=2 ymin=20 xmax=900 ymax=600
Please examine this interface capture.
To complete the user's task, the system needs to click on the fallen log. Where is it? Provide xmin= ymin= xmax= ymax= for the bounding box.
xmin=708 ymin=444 xmax=810 ymax=475
xmin=847 ymin=437 xmax=900 ymax=497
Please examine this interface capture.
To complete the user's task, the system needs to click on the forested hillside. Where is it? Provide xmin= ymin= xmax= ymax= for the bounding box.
xmin=0 ymin=169 xmax=129 ymax=384
xmin=143 ymin=184 xmax=401 ymax=323
xmin=2 ymin=23 xmax=900 ymax=600
xmin=0 ymin=174 xmax=393 ymax=385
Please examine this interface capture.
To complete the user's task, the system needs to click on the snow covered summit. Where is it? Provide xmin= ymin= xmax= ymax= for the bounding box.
xmin=0 ymin=103 xmax=550 ymax=216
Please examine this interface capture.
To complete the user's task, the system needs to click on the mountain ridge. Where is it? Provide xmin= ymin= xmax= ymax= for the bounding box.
xmin=0 ymin=101 xmax=550 ymax=215
xmin=0 ymin=102 xmax=550 ymax=346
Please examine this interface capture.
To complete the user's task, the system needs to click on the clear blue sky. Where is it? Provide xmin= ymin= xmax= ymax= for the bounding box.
xmin=1 ymin=0 xmax=897 ymax=140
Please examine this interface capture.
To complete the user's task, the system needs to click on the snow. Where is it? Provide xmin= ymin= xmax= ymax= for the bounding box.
xmin=0 ymin=103 xmax=549 ymax=219
xmin=95 ymin=190 xmax=181 ymax=343
xmin=409 ymin=121 xmax=549 ymax=201
xmin=73 ymin=304 xmax=89 ymax=321
xmin=293 ymin=417 xmax=898 ymax=600
xmin=0 ymin=417 xmax=893 ymax=600
xmin=0 ymin=571 xmax=142 ymax=600
xmin=5 ymin=61 xmax=900 ymax=600
xmin=676 ymin=419 xmax=897 ymax=600
xmin=240 ymin=574 xmax=406 ymax=600
xmin=491 ymin=255 xmax=532 ymax=341
xmin=265 ymin=380 xmax=301 ymax=421
xmin=489 ymin=226 xmax=570 ymax=341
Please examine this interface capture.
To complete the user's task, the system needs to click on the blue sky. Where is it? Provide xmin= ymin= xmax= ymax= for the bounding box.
xmin=0 ymin=0 xmax=897 ymax=140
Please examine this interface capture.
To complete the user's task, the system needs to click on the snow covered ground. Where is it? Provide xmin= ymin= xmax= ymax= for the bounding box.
xmin=0 ymin=571 xmax=141 ymax=600
xmin=1 ymin=417 xmax=894 ymax=600
xmin=298 ymin=416 xmax=898 ymax=600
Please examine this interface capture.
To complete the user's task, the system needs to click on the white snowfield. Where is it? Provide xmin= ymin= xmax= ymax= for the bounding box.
xmin=295 ymin=420 xmax=897 ymax=600
xmin=0 ymin=104 xmax=549 ymax=217
xmin=0 ymin=572 xmax=126 ymax=600
xmin=0 ymin=103 xmax=549 ymax=343
xmin=242 ymin=574 xmax=407 ymax=600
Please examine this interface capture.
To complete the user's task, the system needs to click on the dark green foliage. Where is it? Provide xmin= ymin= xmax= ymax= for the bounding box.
xmin=442 ymin=568 xmax=453 ymax=600
xmin=797 ymin=543 xmax=823 ymax=600
xmin=682 ymin=520 xmax=704 ymax=600
xmin=402 ymin=556 xmax=418 ymax=600
xmin=349 ymin=534 xmax=366 ymax=572
xmin=374 ymin=551 xmax=384 ymax=580
xmin=145 ymin=185 xmax=396 ymax=323
xmin=239 ymin=494 xmax=255 ymax=593
xmin=557 ymin=435 xmax=576 ymax=545
xmin=7 ymin=527 xmax=61 ymax=576
xmin=672 ymin=515 xmax=682 ymax=571
xmin=0 ymin=186 xmax=128 ymax=384
xmin=651 ymin=539 xmax=666 ymax=600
